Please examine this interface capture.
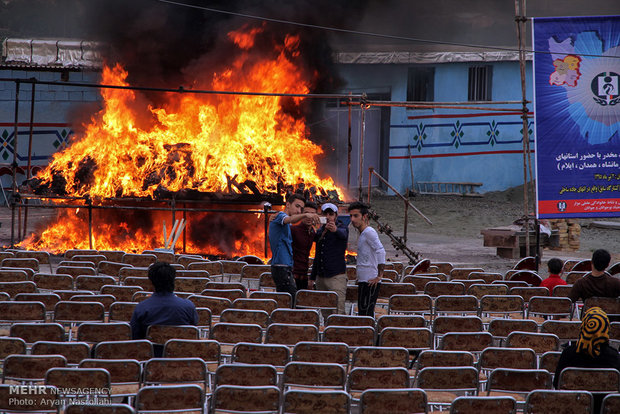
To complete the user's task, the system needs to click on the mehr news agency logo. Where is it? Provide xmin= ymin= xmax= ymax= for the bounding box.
xmin=8 ymin=385 xmax=112 ymax=407
xmin=591 ymin=72 xmax=620 ymax=106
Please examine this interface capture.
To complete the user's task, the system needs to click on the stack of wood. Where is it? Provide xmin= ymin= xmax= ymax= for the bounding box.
xmin=548 ymin=219 xmax=581 ymax=251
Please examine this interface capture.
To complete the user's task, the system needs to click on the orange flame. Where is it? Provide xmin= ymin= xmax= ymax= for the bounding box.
xmin=22 ymin=28 xmax=342 ymax=256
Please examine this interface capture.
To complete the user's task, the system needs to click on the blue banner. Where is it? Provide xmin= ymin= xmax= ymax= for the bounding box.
xmin=533 ymin=16 xmax=620 ymax=218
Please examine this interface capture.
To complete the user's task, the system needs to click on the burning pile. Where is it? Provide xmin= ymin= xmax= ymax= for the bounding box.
xmin=20 ymin=25 xmax=343 ymax=256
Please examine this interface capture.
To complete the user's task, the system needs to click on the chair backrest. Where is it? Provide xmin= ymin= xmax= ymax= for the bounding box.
xmin=108 ymin=302 xmax=138 ymax=322
xmin=292 ymin=341 xmax=350 ymax=367
xmin=378 ymin=282 xmax=416 ymax=299
xmin=379 ymin=327 xmax=433 ymax=350
xmin=188 ymin=295 xmax=232 ymax=315
xmin=241 ymin=264 xmax=271 ymax=280
xmin=143 ymin=357 xmax=208 ymax=388
xmin=122 ymin=253 xmax=156 ymax=267
xmin=525 ymin=390 xmax=593 ymax=414
xmin=527 ymin=296 xmax=573 ymax=318
xmin=450 ymin=396 xmax=517 ymax=414
xmin=205 ymin=281 xmax=247 ymax=295
xmin=403 ymin=275 xmax=441 ymax=292
xmin=583 ymin=296 xmax=620 ymax=317
xmin=388 ymin=294 xmax=433 ymax=316
xmin=0 ymin=268 xmax=29 ymax=282
xmin=514 ymin=256 xmax=537 ymax=271
xmin=10 ymin=322 xmax=65 ymax=343
xmin=3 ymin=354 xmax=67 ymax=382
xmin=450 ymin=268 xmax=485 ymax=280
xmin=539 ymin=351 xmax=562 ymax=374
xmin=488 ymin=319 xmax=538 ymax=340
xmin=119 ymin=266 xmax=149 ymax=280
xmin=347 ymin=367 xmax=411 ymax=393
xmin=270 ymin=308 xmax=320 ymax=327
xmin=65 ymin=403 xmax=136 ymax=414
xmin=94 ymin=340 xmax=154 ymax=361
xmin=2 ymin=257 xmax=39 ymax=271
xmin=163 ymin=339 xmax=220 ymax=365
xmin=434 ymin=295 xmax=479 ymax=315
xmin=175 ymin=277 xmax=210 ymax=294
xmin=79 ymin=358 xmax=142 ymax=386
xmin=407 ymin=259 xmax=432 ymax=275
xmin=284 ymin=389 xmax=350 ymax=414
xmin=0 ymin=336 xmax=27 ymax=362
xmin=440 ymin=332 xmax=493 ymax=354
xmin=602 ymin=393 xmax=620 ymax=414
xmin=416 ymin=350 xmax=475 ymax=370
xmin=486 ymin=368 xmax=552 ymax=394
xmin=0 ymin=300 xmax=45 ymax=322
xmin=552 ymin=284 xmax=573 ymax=297
xmin=376 ymin=314 xmax=426 ymax=331
xmin=424 ymin=281 xmax=466 ymax=297
xmin=232 ymin=342 xmax=290 ymax=367
xmin=295 ymin=289 xmax=338 ymax=311
xmin=215 ymin=363 xmax=278 ymax=387
xmin=71 ymin=254 xmax=108 ymax=265
xmin=57 ymin=265 xmax=97 ymax=277
xmin=0 ymin=281 xmax=37 ymax=298
xmin=352 ymin=346 xmax=410 ymax=368
xmin=210 ymin=322 xmax=263 ymax=345
xmin=283 ymin=361 xmax=347 ymax=390
xmin=221 ymin=309 xmax=270 ymax=328
xmin=323 ymin=326 xmax=376 ymax=348
xmin=505 ymin=331 xmax=560 ymax=354
xmin=478 ymin=347 xmax=537 ymax=371
xmin=558 ymin=367 xmax=620 ymax=393
xmin=211 ymin=385 xmax=279 ymax=413
xmin=54 ymin=301 xmax=105 ymax=323
xmin=467 ymin=284 xmax=509 ymax=299
xmin=75 ymin=275 xmax=117 ymax=291
xmin=326 ymin=314 xmax=375 ymax=327
xmin=415 ymin=366 xmax=479 ymax=393
xmin=565 ymin=271 xmax=588 ymax=285
xmin=146 ymin=325 xmax=200 ymax=344
xmin=233 ymin=298 xmax=278 ymax=314
xmin=540 ymin=320 xmax=581 ymax=342
xmin=45 ymin=367 xmax=111 ymax=394
xmin=479 ymin=295 xmax=525 ymax=317
xmin=265 ymin=323 xmax=319 ymax=345
xmin=571 ymin=260 xmax=592 ymax=272
xmin=32 ymin=341 xmax=90 ymax=365
xmin=97 ymin=261 xmax=131 ymax=277
xmin=360 ymin=388 xmax=428 ymax=414
xmin=101 ymin=286 xmax=143 ymax=302
xmin=508 ymin=287 xmax=549 ymax=303
xmin=432 ymin=316 xmax=483 ymax=335
xmin=468 ymin=272 xmax=503 ymax=284
xmin=135 ymin=384 xmax=205 ymax=413
xmin=249 ymin=290 xmax=292 ymax=308
xmin=509 ymin=270 xmax=542 ymax=287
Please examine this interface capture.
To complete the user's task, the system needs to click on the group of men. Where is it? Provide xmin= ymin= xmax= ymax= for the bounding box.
xmin=268 ymin=193 xmax=386 ymax=317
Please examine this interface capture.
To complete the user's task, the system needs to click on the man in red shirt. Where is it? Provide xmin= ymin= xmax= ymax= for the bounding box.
xmin=291 ymin=201 xmax=318 ymax=290
xmin=540 ymin=257 xmax=567 ymax=293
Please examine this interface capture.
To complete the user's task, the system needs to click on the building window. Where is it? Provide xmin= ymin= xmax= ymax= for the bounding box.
xmin=407 ymin=67 xmax=434 ymax=102
xmin=468 ymin=65 xmax=493 ymax=101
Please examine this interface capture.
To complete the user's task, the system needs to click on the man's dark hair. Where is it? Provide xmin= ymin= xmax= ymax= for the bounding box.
xmin=304 ymin=201 xmax=318 ymax=210
xmin=148 ymin=261 xmax=176 ymax=293
xmin=547 ymin=258 xmax=563 ymax=275
xmin=286 ymin=193 xmax=305 ymax=205
xmin=592 ymin=249 xmax=611 ymax=272
xmin=348 ymin=201 xmax=369 ymax=216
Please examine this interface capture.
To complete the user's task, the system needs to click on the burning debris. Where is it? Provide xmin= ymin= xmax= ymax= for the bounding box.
xmin=19 ymin=24 xmax=343 ymax=256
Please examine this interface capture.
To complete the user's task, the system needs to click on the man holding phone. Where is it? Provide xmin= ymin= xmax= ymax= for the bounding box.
xmin=310 ymin=202 xmax=349 ymax=315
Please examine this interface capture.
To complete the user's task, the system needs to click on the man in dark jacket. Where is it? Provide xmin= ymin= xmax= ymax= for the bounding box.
xmin=310 ymin=202 xmax=348 ymax=315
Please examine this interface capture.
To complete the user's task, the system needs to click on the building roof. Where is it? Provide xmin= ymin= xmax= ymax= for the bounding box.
xmin=1 ymin=38 xmax=103 ymax=69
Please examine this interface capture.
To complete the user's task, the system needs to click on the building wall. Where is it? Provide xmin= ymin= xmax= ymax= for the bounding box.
xmin=0 ymin=69 xmax=99 ymax=185
xmin=337 ymin=60 xmax=534 ymax=194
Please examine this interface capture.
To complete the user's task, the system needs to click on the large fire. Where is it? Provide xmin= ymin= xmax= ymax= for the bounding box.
xmin=20 ymin=26 xmax=342 ymax=256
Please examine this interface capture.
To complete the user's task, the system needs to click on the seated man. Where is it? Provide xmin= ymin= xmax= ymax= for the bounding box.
xmin=540 ymin=257 xmax=566 ymax=293
xmin=569 ymin=249 xmax=620 ymax=302
xmin=130 ymin=262 xmax=198 ymax=353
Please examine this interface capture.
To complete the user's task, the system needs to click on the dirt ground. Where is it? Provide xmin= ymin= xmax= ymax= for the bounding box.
xmin=2 ymin=184 xmax=620 ymax=275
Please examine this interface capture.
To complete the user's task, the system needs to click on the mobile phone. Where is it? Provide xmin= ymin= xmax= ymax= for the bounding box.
xmin=319 ymin=217 xmax=327 ymax=224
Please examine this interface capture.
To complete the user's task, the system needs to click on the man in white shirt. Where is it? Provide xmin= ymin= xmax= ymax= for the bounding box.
xmin=348 ymin=201 xmax=385 ymax=317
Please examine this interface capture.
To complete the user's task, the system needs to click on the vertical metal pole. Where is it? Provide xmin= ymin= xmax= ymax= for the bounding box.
xmin=87 ymin=196 xmax=93 ymax=250
xmin=182 ymin=204 xmax=187 ymax=253
xmin=263 ymin=203 xmax=270 ymax=259
xmin=23 ymin=80 xmax=36 ymax=240
xmin=347 ymin=95 xmax=352 ymax=190
xmin=407 ymin=144 xmax=415 ymax=196
xmin=10 ymin=80 xmax=20 ymax=248
xmin=404 ymin=201 xmax=409 ymax=243
xmin=170 ymin=199 xmax=176 ymax=253
xmin=358 ymin=103 xmax=366 ymax=201
xmin=515 ymin=0 xmax=531 ymax=257
xmin=367 ymin=168 xmax=372 ymax=204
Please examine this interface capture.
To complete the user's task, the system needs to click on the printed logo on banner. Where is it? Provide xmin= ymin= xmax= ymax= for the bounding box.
xmin=557 ymin=201 xmax=567 ymax=212
xmin=591 ymin=72 xmax=620 ymax=106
